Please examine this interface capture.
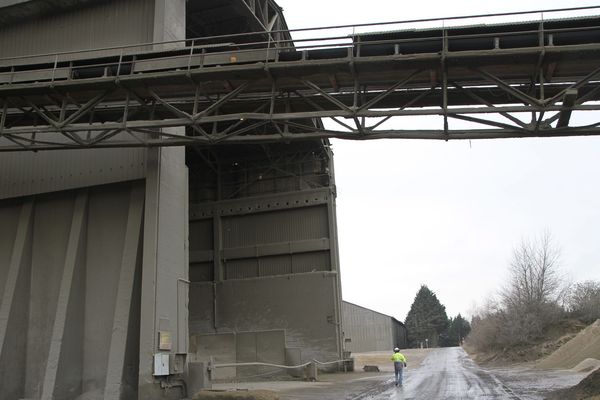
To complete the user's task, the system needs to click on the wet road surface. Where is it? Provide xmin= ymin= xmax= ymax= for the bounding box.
xmin=279 ymin=347 xmax=585 ymax=400
xmin=376 ymin=347 xmax=521 ymax=399
xmin=368 ymin=347 xmax=583 ymax=400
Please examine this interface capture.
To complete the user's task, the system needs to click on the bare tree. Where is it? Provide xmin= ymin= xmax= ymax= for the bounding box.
xmin=502 ymin=230 xmax=564 ymax=309
xmin=568 ymin=280 xmax=600 ymax=323
xmin=467 ymin=231 xmax=572 ymax=351
xmin=500 ymin=230 xmax=566 ymax=343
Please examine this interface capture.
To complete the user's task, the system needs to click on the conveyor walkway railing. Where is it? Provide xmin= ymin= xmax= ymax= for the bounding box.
xmin=1 ymin=6 xmax=600 ymax=151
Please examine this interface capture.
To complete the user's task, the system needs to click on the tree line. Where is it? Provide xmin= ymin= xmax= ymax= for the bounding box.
xmin=402 ymin=231 xmax=600 ymax=350
xmin=467 ymin=231 xmax=600 ymax=352
xmin=404 ymin=285 xmax=471 ymax=348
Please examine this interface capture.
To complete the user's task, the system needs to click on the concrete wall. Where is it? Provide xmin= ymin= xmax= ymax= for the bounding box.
xmin=0 ymin=1 xmax=189 ymax=398
xmin=190 ymin=330 xmax=286 ymax=380
xmin=342 ymin=301 xmax=407 ymax=353
xmin=0 ymin=181 xmax=144 ymax=400
xmin=190 ymin=272 xmax=340 ymax=365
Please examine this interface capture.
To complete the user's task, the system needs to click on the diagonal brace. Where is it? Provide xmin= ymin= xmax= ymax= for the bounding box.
xmin=475 ymin=68 xmax=543 ymax=106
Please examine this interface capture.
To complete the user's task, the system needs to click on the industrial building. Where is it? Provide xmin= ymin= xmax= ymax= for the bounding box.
xmin=342 ymin=301 xmax=407 ymax=353
xmin=0 ymin=1 xmax=342 ymax=399
xmin=2 ymin=0 xmax=600 ymax=398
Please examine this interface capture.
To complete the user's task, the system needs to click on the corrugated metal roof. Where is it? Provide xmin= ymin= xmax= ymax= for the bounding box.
xmin=343 ymin=300 xmax=405 ymax=325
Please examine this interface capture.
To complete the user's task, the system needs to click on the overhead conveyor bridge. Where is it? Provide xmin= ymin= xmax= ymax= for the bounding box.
xmin=2 ymin=6 xmax=600 ymax=151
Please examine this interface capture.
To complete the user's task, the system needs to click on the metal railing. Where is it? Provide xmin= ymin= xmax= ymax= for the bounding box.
xmin=2 ymin=5 xmax=600 ymax=150
xmin=1 ymin=5 xmax=599 ymax=82
xmin=210 ymin=358 xmax=353 ymax=381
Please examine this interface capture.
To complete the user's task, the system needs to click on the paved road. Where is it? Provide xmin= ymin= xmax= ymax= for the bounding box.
xmin=375 ymin=347 xmax=521 ymax=399
xmin=369 ymin=347 xmax=585 ymax=400
xmin=264 ymin=347 xmax=584 ymax=400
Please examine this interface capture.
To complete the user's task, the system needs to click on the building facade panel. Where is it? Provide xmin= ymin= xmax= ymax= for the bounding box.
xmin=0 ymin=200 xmax=20 ymax=302
xmin=221 ymin=206 xmax=329 ymax=248
xmin=188 ymin=142 xmax=343 ymax=371
xmin=0 ymin=147 xmax=146 ymax=200
xmin=0 ymin=0 xmax=154 ymax=58
xmin=0 ymin=181 xmax=144 ymax=400
xmin=342 ymin=301 xmax=407 ymax=353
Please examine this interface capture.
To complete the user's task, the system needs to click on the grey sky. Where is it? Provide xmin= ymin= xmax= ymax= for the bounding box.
xmin=276 ymin=0 xmax=600 ymax=321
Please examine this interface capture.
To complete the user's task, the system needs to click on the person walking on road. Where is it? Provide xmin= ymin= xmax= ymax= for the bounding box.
xmin=391 ymin=347 xmax=407 ymax=386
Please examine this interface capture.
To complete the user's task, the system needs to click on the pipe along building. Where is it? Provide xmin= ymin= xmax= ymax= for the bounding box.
xmin=2 ymin=1 xmax=600 ymax=399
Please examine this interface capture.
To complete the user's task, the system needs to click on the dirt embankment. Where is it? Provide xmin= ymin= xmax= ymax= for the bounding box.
xmin=465 ymin=319 xmax=589 ymax=366
xmin=538 ymin=320 xmax=600 ymax=400
xmin=467 ymin=319 xmax=600 ymax=399
xmin=537 ymin=320 xmax=600 ymax=371
xmin=545 ymin=369 xmax=600 ymax=400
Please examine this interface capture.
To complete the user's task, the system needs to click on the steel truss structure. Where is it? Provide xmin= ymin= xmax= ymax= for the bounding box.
xmin=2 ymin=7 xmax=600 ymax=151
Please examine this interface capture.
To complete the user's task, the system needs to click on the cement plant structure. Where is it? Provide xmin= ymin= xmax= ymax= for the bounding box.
xmin=0 ymin=1 xmax=342 ymax=399
xmin=1 ymin=1 xmax=600 ymax=399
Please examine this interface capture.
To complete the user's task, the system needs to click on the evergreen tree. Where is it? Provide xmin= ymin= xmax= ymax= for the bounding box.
xmin=405 ymin=285 xmax=449 ymax=348
xmin=441 ymin=314 xmax=471 ymax=347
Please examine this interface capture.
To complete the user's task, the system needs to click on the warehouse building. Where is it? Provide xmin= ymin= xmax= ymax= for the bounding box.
xmin=342 ymin=301 xmax=407 ymax=353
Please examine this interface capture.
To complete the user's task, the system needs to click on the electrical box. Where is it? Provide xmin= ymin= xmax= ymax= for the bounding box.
xmin=169 ymin=353 xmax=186 ymax=374
xmin=153 ymin=353 xmax=170 ymax=376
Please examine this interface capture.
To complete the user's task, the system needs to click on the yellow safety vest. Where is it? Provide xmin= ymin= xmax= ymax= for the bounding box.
xmin=391 ymin=352 xmax=406 ymax=362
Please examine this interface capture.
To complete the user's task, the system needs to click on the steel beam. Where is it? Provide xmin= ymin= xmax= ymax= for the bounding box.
xmin=557 ymin=89 xmax=579 ymax=128
xmin=2 ymin=15 xmax=600 ymax=150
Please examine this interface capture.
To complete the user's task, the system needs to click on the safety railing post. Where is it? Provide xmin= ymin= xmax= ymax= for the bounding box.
xmin=116 ymin=49 xmax=123 ymax=77
xmin=51 ymin=54 xmax=58 ymax=84
xmin=188 ymin=39 xmax=195 ymax=71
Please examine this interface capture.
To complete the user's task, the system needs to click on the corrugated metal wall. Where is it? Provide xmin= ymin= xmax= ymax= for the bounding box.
xmin=0 ymin=0 xmax=154 ymax=57
xmin=190 ymin=273 xmax=340 ymax=366
xmin=0 ymin=0 xmax=155 ymax=198
xmin=342 ymin=301 xmax=400 ymax=353
xmin=392 ymin=319 xmax=408 ymax=349
xmin=0 ymin=146 xmax=146 ymax=200
xmin=221 ymin=206 xmax=330 ymax=279
xmin=222 ymin=207 xmax=329 ymax=247
xmin=188 ymin=142 xmax=343 ymax=367
xmin=0 ymin=0 xmax=155 ymax=200
xmin=189 ymin=201 xmax=333 ymax=281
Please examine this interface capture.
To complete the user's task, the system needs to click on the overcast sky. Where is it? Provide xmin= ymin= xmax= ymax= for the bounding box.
xmin=276 ymin=0 xmax=600 ymax=322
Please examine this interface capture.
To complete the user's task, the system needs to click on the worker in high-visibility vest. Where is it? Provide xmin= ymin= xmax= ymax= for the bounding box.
xmin=391 ymin=347 xmax=407 ymax=386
